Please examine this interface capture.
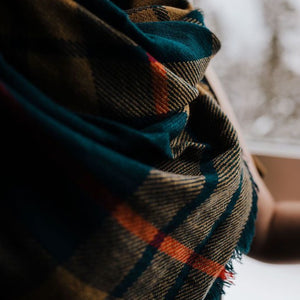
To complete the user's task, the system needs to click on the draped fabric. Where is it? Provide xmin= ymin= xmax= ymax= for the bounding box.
xmin=0 ymin=0 xmax=257 ymax=299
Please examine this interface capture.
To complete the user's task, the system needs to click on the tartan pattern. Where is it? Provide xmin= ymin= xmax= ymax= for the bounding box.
xmin=0 ymin=0 xmax=257 ymax=299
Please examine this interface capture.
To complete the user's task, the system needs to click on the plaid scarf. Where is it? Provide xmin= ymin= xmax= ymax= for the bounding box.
xmin=0 ymin=0 xmax=257 ymax=299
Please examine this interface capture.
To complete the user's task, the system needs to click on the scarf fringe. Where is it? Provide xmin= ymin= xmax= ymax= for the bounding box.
xmin=205 ymin=167 xmax=259 ymax=300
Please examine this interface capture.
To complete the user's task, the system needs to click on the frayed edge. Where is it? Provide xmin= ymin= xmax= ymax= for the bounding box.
xmin=204 ymin=166 xmax=259 ymax=300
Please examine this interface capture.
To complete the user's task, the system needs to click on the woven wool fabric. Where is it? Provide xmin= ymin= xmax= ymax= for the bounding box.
xmin=0 ymin=0 xmax=258 ymax=299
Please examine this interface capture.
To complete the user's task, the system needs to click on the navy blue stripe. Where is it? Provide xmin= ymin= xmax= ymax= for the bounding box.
xmin=111 ymin=158 xmax=218 ymax=298
xmin=164 ymin=171 xmax=244 ymax=299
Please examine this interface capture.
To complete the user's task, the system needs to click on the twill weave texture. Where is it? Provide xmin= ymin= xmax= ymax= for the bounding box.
xmin=0 ymin=0 xmax=257 ymax=299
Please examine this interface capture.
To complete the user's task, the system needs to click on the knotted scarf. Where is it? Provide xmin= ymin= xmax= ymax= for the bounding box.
xmin=0 ymin=0 xmax=257 ymax=299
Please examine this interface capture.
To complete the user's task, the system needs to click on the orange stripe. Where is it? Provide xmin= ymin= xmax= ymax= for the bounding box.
xmin=160 ymin=236 xmax=225 ymax=277
xmin=112 ymin=202 xmax=229 ymax=280
xmin=0 ymin=82 xmax=230 ymax=283
xmin=68 ymin=149 xmax=229 ymax=281
xmin=147 ymin=53 xmax=169 ymax=114
xmin=112 ymin=202 xmax=159 ymax=244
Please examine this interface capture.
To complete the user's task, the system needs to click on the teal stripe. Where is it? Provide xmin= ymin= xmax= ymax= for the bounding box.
xmin=111 ymin=156 xmax=218 ymax=298
xmin=0 ymin=56 xmax=150 ymax=197
xmin=165 ymin=171 xmax=244 ymax=299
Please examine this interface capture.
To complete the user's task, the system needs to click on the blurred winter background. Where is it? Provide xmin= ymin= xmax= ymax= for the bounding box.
xmin=194 ymin=1 xmax=300 ymax=299
xmin=195 ymin=0 xmax=300 ymax=148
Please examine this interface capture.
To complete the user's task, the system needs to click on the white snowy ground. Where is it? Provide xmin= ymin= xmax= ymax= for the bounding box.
xmin=223 ymin=256 xmax=300 ymax=300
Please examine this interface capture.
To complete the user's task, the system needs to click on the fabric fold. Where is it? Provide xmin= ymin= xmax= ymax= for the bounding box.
xmin=0 ymin=1 xmax=257 ymax=299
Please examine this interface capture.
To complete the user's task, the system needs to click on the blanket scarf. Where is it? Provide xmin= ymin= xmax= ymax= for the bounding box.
xmin=0 ymin=0 xmax=258 ymax=299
